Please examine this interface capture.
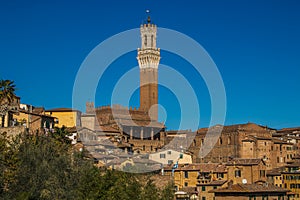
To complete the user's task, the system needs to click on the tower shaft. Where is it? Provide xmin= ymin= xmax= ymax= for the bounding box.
xmin=137 ymin=21 xmax=160 ymax=121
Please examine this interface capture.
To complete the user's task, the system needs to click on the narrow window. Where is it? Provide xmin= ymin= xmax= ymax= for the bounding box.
xmin=184 ymin=171 xmax=189 ymax=178
xmin=151 ymin=35 xmax=154 ymax=47
xmin=144 ymin=35 xmax=147 ymax=46
xmin=235 ymin=169 xmax=241 ymax=177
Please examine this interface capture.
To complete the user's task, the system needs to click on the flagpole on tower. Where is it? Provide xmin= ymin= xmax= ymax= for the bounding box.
xmin=146 ymin=9 xmax=151 ymax=23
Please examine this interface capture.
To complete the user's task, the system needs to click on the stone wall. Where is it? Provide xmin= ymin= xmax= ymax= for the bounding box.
xmin=0 ymin=126 xmax=26 ymax=137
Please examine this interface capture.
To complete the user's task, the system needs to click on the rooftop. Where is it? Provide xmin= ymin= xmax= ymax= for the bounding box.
xmin=210 ymin=183 xmax=290 ymax=194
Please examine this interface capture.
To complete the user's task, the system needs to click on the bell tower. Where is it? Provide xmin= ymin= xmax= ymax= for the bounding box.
xmin=137 ymin=16 xmax=160 ymax=121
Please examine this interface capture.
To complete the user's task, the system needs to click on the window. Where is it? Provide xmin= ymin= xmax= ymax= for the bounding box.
xmin=235 ymin=169 xmax=241 ymax=177
xmin=184 ymin=171 xmax=189 ymax=178
xmin=184 ymin=182 xmax=188 ymax=187
xmin=151 ymin=35 xmax=154 ymax=47
xmin=228 ymin=137 xmax=231 ymax=145
xmin=260 ymin=170 xmax=266 ymax=177
xmin=144 ymin=35 xmax=147 ymax=46
xmin=167 ymin=150 xmax=172 ymax=155
xmin=213 ymin=186 xmax=217 ymax=189
xmin=168 ymin=160 xmax=173 ymax=165
xmin=262 ymin=196 xmax=268 ymax=200
xmin=202 ymin=197 xmax=206 ymax=200
xmin=160 ymin=153 xmax=166 ymax=159
xmin=219 ymin=137 xmax=223 ymax=145
xmin=179 ymin=154 xmax=183 ymax=159
xmin=217 ymin=173 xmax=224 ymax=178
xmin=202 ymin=186 xmax=206 ymax=191
xmin=174 ymin=185 xmax=178 ymax=191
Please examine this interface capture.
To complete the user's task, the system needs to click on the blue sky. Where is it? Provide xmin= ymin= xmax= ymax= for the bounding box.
xmin=1 ymin=0 xmax=300 ymax=130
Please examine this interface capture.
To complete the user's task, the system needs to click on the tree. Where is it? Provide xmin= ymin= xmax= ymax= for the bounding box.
xmin=141 ymin=179 xmax=159 ymax=200
xmin=0 ymin=132 xmax=22 ymax=198
xmin=51 ymin=125 xmax=72 ymax=144
xmin=0 ymin=79 xmax=17 ymax=127
xmin=0 ymin=131 xmax=172 ymax=200
xmin=160 ymin=181 xmax=175 ymax=200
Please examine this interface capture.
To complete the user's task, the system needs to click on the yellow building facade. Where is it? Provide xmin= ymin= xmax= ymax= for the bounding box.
xmin=164 ymin=163 xmax=227 ymax=190
xmin=45 ymin=108 xmax=81 ymax=128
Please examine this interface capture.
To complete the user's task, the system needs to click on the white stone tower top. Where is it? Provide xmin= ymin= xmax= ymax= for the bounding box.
xmin=137 ymin=16 xmax=161 ymax=69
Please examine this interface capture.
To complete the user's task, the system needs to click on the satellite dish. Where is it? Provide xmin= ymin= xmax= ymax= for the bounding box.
xmin=242 ymin=179 xmax=247 ymax=184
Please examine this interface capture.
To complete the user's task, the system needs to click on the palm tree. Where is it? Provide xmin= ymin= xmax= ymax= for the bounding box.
xmin=0 ymin=80 xmax=17 ymax=127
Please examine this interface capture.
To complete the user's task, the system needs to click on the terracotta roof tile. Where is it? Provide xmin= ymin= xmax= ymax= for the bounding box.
xmin=164 ymin=163 xmax=227 ymax=173
xmin=210 ymin=183 xmax=290 ymax=193
xmin=227 ymin=158 xmax=263 ymax=166
xmin=197 ymin=180 xmax=227 ymax=186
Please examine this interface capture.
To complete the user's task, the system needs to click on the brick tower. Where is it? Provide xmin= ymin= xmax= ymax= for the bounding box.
xmin=137 ymin=16 xmax=160 ymax=121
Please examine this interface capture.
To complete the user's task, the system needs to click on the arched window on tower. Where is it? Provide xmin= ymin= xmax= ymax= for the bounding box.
xmin=151 ymin=35 xmax=154 ymax=47
xmin=144 ymin=35 xmax=147 ymax=47
xmin=219 ymin=137 xmax=223 ymax=145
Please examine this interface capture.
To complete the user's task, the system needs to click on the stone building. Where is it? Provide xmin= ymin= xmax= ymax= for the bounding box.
xmin=186 ymin=123 xmax=299 ymax=170
xmin=210 ymin=182 xmax=290 ymax=200
xmin=226 ymin=158 xmax=267 ymax=184
xmin=163 ymin=163 xmax=228 ymax=191
xmin=267 ymin=155 xmax=300 ymax=199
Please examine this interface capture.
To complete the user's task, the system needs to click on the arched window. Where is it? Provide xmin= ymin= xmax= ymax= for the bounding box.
xmin=235 ymin=169 xmax=241 ymax=177
xmin=151 ymin=35 xmax=154 ymax=47
xmin=144 ymin=35 xmax=147 ymax=47
xmin=228 ymin=136 xmax=231 ymax=145
xmin=219 ymin=137 xmax=223 ymax=145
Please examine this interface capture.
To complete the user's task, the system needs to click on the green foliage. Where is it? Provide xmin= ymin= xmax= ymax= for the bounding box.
xmin=142 ymin=179 xmax=159 ymax=200
xmin=0 ymin=79 xmax=16 ymax=103
xmin=0 ymin=79 xmax=17 ymax=127
xmin=160 ymin=181 xmax=175 ymax=200
xmin=51 ymin=126 xmax=72 ymax=144
xmin=0 ymin=132 xmax=174 ymax=200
